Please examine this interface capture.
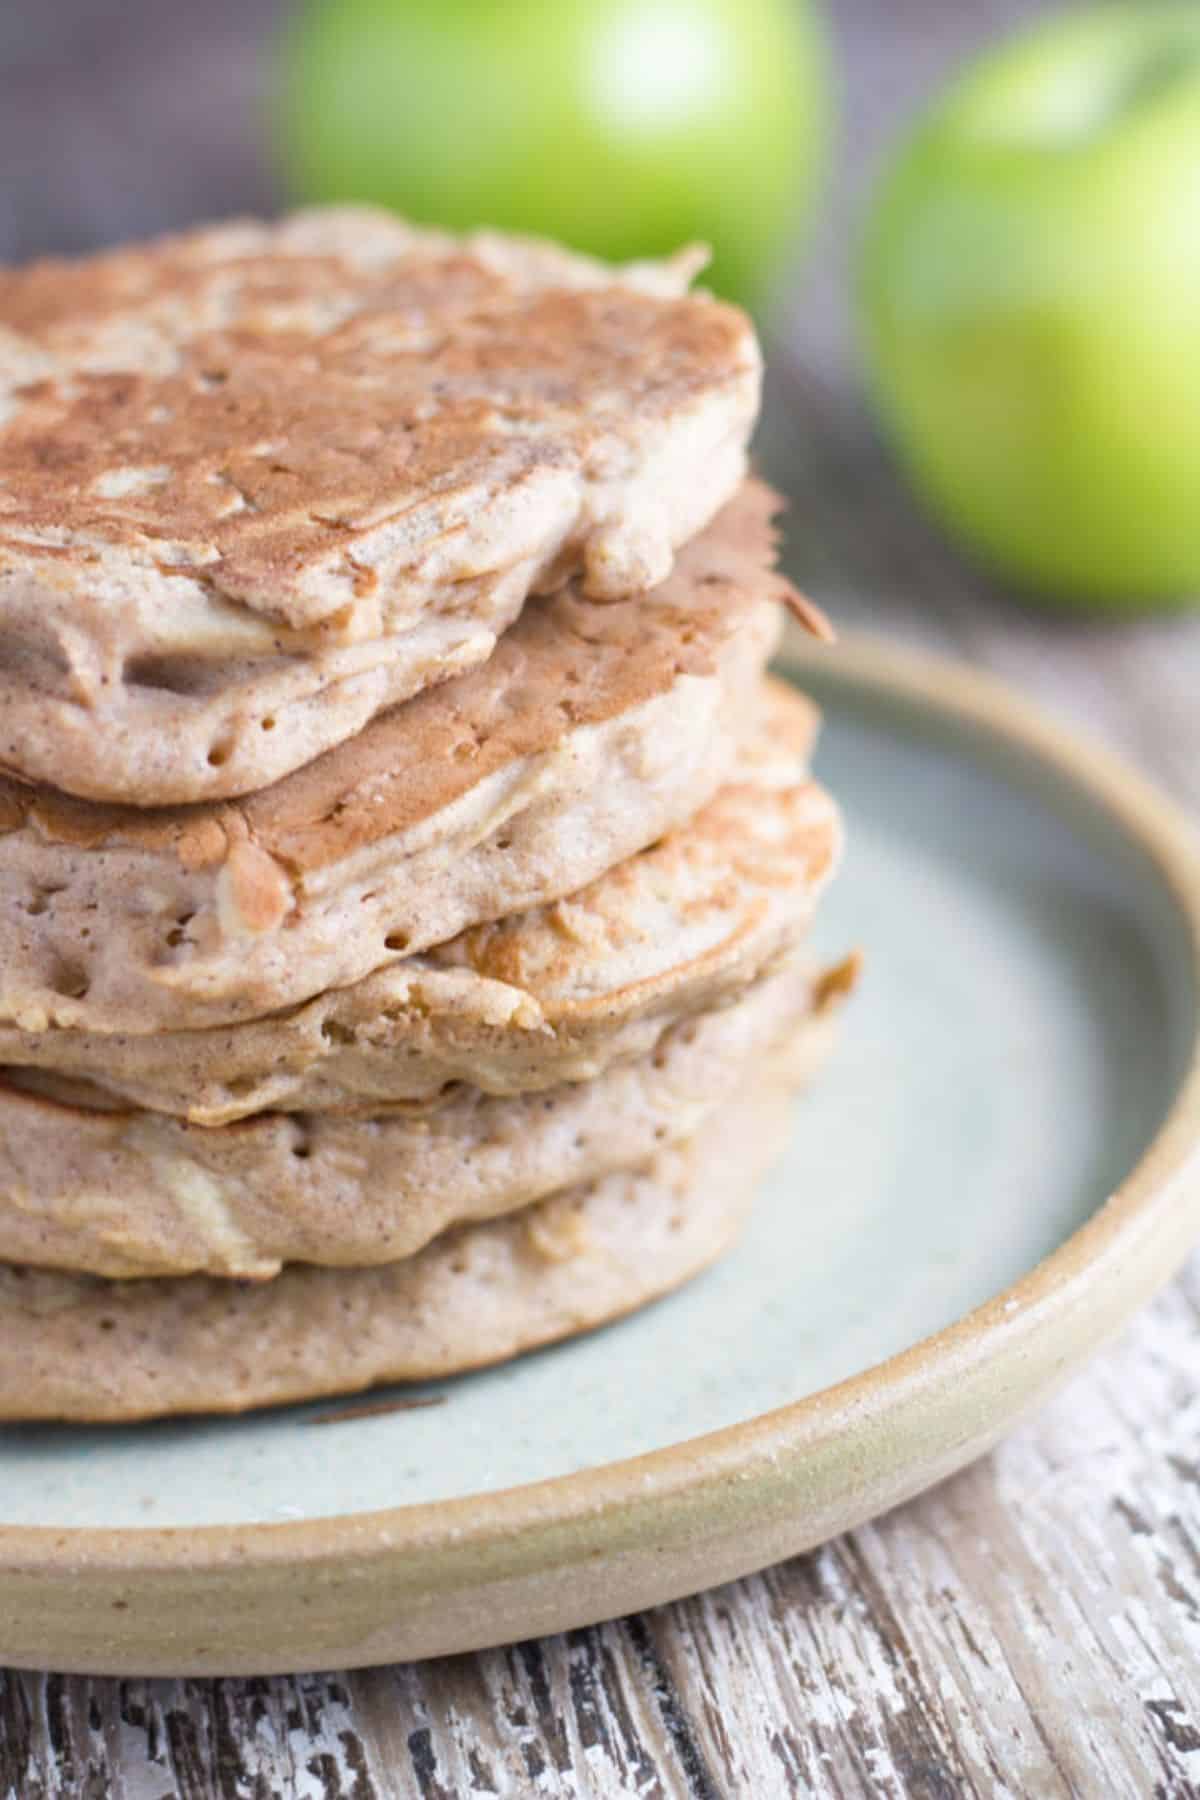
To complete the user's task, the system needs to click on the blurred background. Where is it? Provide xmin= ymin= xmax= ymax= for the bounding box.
xmin=1 ymin=0 xmax=1197 ymax=806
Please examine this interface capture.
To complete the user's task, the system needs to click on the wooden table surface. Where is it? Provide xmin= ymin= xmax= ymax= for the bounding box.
xmin=2 ymin=3 xmax=1200 ymax=1794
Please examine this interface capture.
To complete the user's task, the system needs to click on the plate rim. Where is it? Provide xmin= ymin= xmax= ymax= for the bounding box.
xmin=4 ymin=633 xmax=1200 ymax=1659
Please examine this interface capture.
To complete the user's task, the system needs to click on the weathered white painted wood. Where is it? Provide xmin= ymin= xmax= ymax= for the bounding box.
xmin=635 ymin=1260 xmax=1200 ymax=1800
xmin=3 ymin=1 xmax=1200 ymax=1794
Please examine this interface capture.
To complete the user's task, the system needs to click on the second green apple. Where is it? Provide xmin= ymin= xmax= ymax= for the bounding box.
xmin=861 ymin=4 xmax=1200 ymax=611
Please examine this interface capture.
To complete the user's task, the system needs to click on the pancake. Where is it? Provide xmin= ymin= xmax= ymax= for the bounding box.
xmin=0 ymin=1062 xmax=813 ymax=1423
xmin=0 ymin=679 xmax=839 ymax=1118
xmin=0 ymin=486 xmax=800 ymax=1037
xmin=0 ymin=957 xmax=851 ymax=1280
xmin=0 ymin=206 xmax=762 ymax=803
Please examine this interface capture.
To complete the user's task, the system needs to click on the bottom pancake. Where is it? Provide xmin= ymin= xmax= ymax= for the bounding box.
xmin=0 ymin=1027 xmax=831 ymax=1422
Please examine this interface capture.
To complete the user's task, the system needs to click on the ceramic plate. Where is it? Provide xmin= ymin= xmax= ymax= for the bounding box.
xmin=3 ymin=636 xmax=1199 ymax=1677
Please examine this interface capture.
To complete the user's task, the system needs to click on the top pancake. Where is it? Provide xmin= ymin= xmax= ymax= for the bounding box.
xmin=0 ymin=207 xmax=761 ymax=803
xmin=0 ymin=482 xmax=793 ymax=1036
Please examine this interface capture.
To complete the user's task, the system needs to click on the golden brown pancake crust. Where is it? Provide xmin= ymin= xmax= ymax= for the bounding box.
xmin=0 ymin=208 xmax=761 ymax=802
xmin=0 ymin=678 xmax=837 ymax=1114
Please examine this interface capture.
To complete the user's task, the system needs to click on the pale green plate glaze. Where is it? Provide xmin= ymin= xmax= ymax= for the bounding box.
xmin=2 ymin=637 xmax=1199 ymax=1676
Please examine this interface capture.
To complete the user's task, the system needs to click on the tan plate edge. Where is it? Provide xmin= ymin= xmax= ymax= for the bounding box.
xmin=3 ymin=630 xmax=1200 ymax=1676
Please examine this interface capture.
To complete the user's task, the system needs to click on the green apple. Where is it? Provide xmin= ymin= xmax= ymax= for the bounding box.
xmin=274 ymin=0 xmax=830 ymax=308
xmin=861 ymin=4 xmax=1200 ymax=611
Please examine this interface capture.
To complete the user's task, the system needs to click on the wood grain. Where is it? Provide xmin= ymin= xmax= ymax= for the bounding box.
xmin=2 ymin=0 xmax=1200 ymax=1793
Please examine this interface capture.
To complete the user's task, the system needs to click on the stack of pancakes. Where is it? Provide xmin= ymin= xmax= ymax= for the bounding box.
xmin=0 ymin=209 xmax=847 ymax=1421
